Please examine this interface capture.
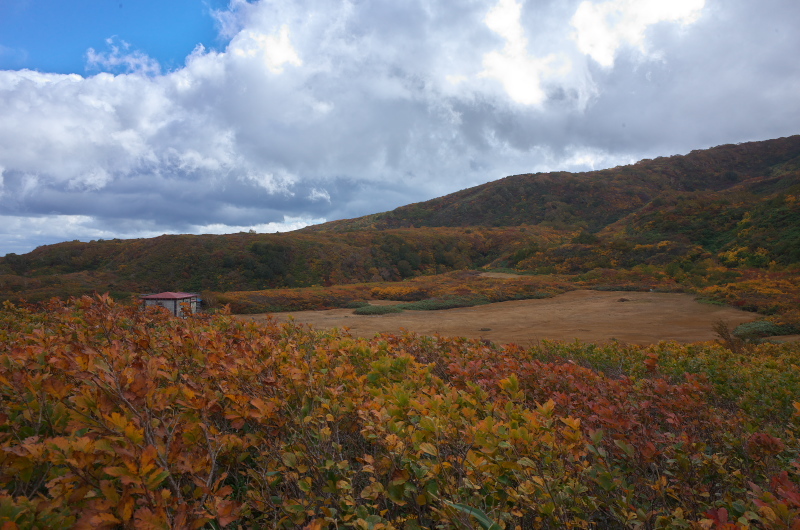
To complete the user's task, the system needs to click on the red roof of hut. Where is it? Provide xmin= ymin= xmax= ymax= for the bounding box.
xmin=140 ymin=292 xmax=197 ymax=300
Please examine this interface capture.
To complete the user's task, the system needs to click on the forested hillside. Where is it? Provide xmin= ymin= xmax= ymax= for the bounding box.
xmin=307 ymin=135 xmax=800 ymax=232
xmin=0 ymin=227 xmax=557 ymax=301
xmin=0 ymin=135 xmax=799 ymax=304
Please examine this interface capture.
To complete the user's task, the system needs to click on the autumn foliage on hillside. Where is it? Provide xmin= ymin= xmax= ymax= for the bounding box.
xmin=308 ymin=135 xmax=800 ymax=232
xmin=216 ymin=270 xmax=576 ymax=314
xmin=2 ymin=295 xmax=800 ymax=528
xmin=697 ymin=269 xmax=800 ymax=327
xmin=2 ymin=135 xmax=800 ymax=307
xmin=0 ymin=227 xmax=562 ymax=303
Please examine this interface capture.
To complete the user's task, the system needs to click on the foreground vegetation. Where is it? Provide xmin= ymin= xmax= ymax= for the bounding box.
xmin=1 ymin=295 xmax=800 ymax=528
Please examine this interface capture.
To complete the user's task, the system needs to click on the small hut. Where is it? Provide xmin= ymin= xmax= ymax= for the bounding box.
xmin=140 ymin=292 xmax=200 ymax=317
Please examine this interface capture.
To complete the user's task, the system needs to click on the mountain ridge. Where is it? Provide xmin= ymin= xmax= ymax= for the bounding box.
xmin=303 ymin=135 xmax=800 ymax=232
xmin=1 ymin=134 xmax=799 ymax=303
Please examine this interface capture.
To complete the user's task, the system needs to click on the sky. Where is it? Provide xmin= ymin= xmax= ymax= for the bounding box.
xmin=0 ymin=0 xmax=799 ymax=255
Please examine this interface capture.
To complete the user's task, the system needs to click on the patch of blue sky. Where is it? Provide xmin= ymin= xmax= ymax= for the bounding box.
xmin=0 ymin=0 xmax=231 ymax=75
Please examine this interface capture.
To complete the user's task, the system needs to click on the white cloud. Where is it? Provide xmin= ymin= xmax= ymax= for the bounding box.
xmin=571 ymin=0 xmax=705 ymax=67
xmin=193 ymin=216 xmax=325 ymax=235
xmin=242 ymin=170 xmax=297 ymax=194
xmin=0 ymin=214 xmax=327 ymax=256
xmin=0 ymin=215 xmax=144 ymax=254
xmin=479 ymin=0 xmax=563 ymax=106
xmin=308 ymin=188 xmax=331 ymax=202
xmin=19 ymin=174 xmax=39 ymax=197
xmin=68 ymin=167 xmax=111 ymax=191
xmin=445 ymin=74 xmax=467 ymax=86
xmin=86 ymin=37 xmax=161 ymax=75
xmin=562 ymin=147 xmax=635 ymax=171
xmin=175 ymin=45 xmax=226 ymax=89
xmin=230 ymin=26 xmax=302 ymax=73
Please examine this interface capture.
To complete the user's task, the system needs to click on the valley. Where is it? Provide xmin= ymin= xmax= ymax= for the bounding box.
xmin=247 ymin=289 xmax=762 ymax=345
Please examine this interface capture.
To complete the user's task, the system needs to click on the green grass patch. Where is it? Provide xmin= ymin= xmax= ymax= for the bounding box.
xmin=592 ymin=284 xmax=649 ymax=292
xmin=734 ymin=320 xmax=800 ymax=339
xmin=398 ymin=296 xmax=490 ymax=311
xmin=352 ymin=305 xmax=404 ymax=315
xmin=481 ymin=267 xmax=536 ymax=275
xmin=695 ymin=297 xmax=726 ymax=306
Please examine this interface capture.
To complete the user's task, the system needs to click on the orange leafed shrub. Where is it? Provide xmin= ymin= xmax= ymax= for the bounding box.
xmin=699 ymin=269 xmax=800 ymax=326
xmin=218 ymin=270 xmax=578 ymax=313
xmin=1 ymin=295 xmax=800 ymax=528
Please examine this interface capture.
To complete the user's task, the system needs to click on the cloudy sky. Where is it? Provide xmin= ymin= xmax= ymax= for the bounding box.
xmin=1 ymin=0 xmax=798 ymax=255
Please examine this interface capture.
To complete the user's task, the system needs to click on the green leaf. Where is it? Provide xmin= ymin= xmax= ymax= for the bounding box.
xmin=614 ymin=439 xmax=635 ymax=458
xmin=595 ymin=472 xmax=616 ymax=492
xmin=443 ymin=500 xmax=501 ymax=530
xmin=590 ymin=429 xmax=604 ymax=444
xmin=146 ymin=470 xmax=170 ymax=489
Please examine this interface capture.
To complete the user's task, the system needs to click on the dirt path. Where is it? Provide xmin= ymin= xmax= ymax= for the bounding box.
xmin=239 ymin=290 xmax=762 ymax=345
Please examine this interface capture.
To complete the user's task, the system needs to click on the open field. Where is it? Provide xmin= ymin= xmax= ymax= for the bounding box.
xmin=239 ymin=289 xmax=764 ymax=345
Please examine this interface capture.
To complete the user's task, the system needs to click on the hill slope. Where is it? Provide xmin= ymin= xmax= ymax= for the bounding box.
xmin=0 ymin=227 xmax=555 ymax=301
xmin=1 ymin=134 xmax=799 ymax=303
xmin=305 ymin=135 xmax=800 ymax=232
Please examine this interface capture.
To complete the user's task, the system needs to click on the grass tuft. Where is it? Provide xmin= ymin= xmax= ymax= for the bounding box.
xmin=399 ymin=296 xmax=490 ymax=311
xmin=352 ymin=305 xmax=404 ymax=315
xmin=734 ymin=320 xmax=800 ymax=339
xmin=344 ymin=300 xmax=370 ymax=309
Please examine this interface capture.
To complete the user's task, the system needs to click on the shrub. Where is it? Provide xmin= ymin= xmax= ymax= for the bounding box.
xmin=734 ymin=320 xmax=800 ymax=339
xmin=370 ymin=285 xmax=430 ymax=301
xmin=592 ymin=284 xmax=650 ymax=292
xmin=1 ymin=295 xmax=800 ymax=527
xmin=399 ymin=296 xmax=490 ymax=311
xmin=352 ymin=304 xmax=404 ymax=315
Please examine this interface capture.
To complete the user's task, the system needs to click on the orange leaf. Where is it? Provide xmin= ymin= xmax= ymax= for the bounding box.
xmin=215 ymin=500 xmax=241 ymax=528
xmin=89 ymin=513 xmax=122 ymax=526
